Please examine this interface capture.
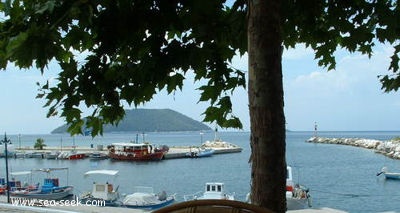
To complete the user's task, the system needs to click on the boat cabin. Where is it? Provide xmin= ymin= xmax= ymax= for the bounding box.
xmin=83 ymin=170 xmax=120 ymax=202
xmin=109 ymin=143 xmax=152 ymax=151
xmin=108 ymin=143 xmax=154 ymax=154
xmin=202 ymin=182 xmax=228 ymax=199
xmin=91 ymin=182 xmax=118 ymax=201
xmin=41 ymin=178 xmax=59 ymax=193
xmin=286 ymin=166 xmax=294 ymax=191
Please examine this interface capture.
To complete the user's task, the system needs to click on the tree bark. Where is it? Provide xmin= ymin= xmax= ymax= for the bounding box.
xmin=248 ymin=0 xmax=286 ymax=212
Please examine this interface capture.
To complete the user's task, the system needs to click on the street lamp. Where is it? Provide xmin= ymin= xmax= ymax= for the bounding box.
xmin=0 ymin=133 xmax=11 ymax=203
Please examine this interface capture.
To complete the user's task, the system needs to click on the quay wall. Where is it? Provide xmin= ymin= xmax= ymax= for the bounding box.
xmin=307 ymin=136 xmax=400 ymax=159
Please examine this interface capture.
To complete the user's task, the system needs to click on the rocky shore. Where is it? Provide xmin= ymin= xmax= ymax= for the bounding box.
xmin=307 ymin=136 xmax=400 ymax=159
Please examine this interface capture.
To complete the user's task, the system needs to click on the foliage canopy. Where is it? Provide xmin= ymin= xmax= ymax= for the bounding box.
xmin=0 ymin=1 xmax=399 ymax=211
xmin=0 ymin=0 xmax=247 ymax=136
xmin=0 ymin=1 xmax=399 ymax=136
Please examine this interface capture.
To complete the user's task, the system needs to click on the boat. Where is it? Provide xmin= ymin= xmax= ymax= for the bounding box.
xmin=285 ymin=166 xmax=312 ymax=210
xmin=58 ymin=150 xmax=87 ymax=160
xmin=26 ymin=152 xmax=45 ymax=158
xmin=13 ymin=151 xmax=27 ymax=158
xmin=44 ymin=151 xmax=61 ymax=159
xmin=10 ymin=168 xmax=74 ymax=200
xmin=183 ymin=182 xmax=235 ymax=201
xmin=107 ymin=143 xmax=166 ymax=161
xmin=245 ymin=166 xmax=312 ymax=210
xmin=80 ymin=170 xmax=120 ymax=206
xmin=185 ymin=147 xmax=215 ymax=158
xmin=377 ymin=167 xmax=400 ymax=180
xmin=89 ymin=152 xmax=108 ymax=160
xmin=0 ymin=178 xmax=9 ymax=194
xmin=121 ymin=186 xmax=175 ymax=210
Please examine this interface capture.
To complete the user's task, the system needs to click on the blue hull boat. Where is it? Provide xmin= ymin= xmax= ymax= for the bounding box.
xmin=185 ymin=148 xmax=215 ymax=158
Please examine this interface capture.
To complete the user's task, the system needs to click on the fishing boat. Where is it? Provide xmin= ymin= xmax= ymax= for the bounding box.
xmin=183 ymin=182 xmax=235 ymax=201
xmin=44 ymin=151 xmax=61 ymax=159
xmin=121 ymin=186 xmax=175 ymax=210
xmin=80 ymin=170 xmax=120 ymax=206
xmin=107 ymin=143 xmax=166 ymax=161
xmin=377 ymin=167 xmax=400 ymax=180
xmin=57 ymin=150 xmax=87 ymax=160
xmin=245 ymin=166 xmax=312 ymax=210
xmin=26 ymin=152 xmax=45 ymax=158
xmin=285 ymin=166 xmax=312 ymax=210
xmin=9 ymin=171 xmax=34 ymax=191
xmin=10 ymin=168 xmax=74 ymax=200
xmin=185 ymin=147 xmax=215 ymax=158
xmin=89 ymin=152 xmax=108 ymax=160
xmin=13 ymin=151 xmax=27 ymax=158
xmin=0 ymin=178 xmax=6 ymax=194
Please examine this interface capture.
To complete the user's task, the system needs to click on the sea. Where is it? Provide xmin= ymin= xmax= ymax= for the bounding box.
xmin=0 ymin=131 xmax=399 ymax=213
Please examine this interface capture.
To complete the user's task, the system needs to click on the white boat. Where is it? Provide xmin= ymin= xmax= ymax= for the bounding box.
xmin=286 ymin=166 xmax=312 ymax=210
xmin=121 ymin=186 xmax=175 ymax=210
xmin=246 ymin=166 xmax=312 ymax=210
xmin=377 ymin=167 xmax=400 ymax=180
xmin=45 ymin=151 xmax=60 ymax=159
xmin=184 ymin=182 xmax=235 ymax=201
xmin=80 ymin=170 xmax=120 ymax=206
xmin=89 ymin=152 xmax=108 ymax=160
xmin=185 ymin=147 xmax=215 ymax=158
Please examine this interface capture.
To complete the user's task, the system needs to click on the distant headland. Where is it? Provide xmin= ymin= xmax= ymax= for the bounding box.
xmin=51 ymin=108 xmax=212 ymax=134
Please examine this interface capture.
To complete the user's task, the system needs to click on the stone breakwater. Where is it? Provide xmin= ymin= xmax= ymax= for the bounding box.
xmin=307 ymin=136 xmax=400 ymax=159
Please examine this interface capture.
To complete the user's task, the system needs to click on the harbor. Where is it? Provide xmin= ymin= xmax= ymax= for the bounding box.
xmin=4 ymin=141 xmax=243 ymax=160
xmin=0 ymin=131 xmax=398 ymax=212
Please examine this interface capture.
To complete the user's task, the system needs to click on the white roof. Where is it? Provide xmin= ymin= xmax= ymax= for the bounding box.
xmin=32 ymin=167 xmax=69 ymax=173
xmin=205 ymin=182 xmax=224 ymax=185
xmin=84 ymin=170 xmax=119 ymax=176
xmin=111 ymin=143 xmax=149 ymax=146
xmin=11 ymin=171 xmax=31 ymax=176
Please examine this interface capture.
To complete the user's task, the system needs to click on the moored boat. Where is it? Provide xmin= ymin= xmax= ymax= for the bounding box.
xmin=80 ymin=170 xmax=120 ymax=206
xmin=89 ymin=152 xmax=108 ymax=160
xmin=10 ymin=168 xmax=73 ymax=200
xmin=0 ymin=178 xmax=6 ymax=194
xmin=184 ymin=182 xmax=235 ymax=201
xmin=185 ymin=147 xmax=215 ymax=158
xmin=107 ymin=143 xmax=166 ymax=161
xmin=377 ymin=167 xmax=400 ymax=180
xmin=121 ymin=186 xmax=175 ymax=210
xmin=246 ymin=166 xmax=312 ymax=210
xmin=58 ymin=150 xmax=87 ymax=160
xmin=286 ymin=166 xmax=312 ymax=210
xmin=45 ymin=151 xmax=61 ymax=159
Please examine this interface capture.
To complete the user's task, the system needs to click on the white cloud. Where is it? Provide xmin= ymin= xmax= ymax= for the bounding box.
xmin=284 ymin=44 xmax=400 ymax=131
xmin=283 ymin=44 xmax=314 ymax=60
xmin=1 ymin=42 xmax=399 ymax=133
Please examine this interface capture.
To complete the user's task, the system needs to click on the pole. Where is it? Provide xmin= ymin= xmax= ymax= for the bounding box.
xmin=314 ymin=122 xmax=318 ymax=138
xmin=1 ymin=133 xmax=11 ymax=203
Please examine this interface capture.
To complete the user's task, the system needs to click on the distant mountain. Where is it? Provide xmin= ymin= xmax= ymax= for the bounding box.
xmin=51 ymin=109 xmax=212 ymax=134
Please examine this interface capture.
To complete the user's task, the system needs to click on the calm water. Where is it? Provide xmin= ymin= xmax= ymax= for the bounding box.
xmin=1 ymin=131 xmax=400 ymax=212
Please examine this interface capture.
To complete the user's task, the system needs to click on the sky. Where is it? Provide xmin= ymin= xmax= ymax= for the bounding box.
xmin=0 ymin=43 xmax=399 ymax=134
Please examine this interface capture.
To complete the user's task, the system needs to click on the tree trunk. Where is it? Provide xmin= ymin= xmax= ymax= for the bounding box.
xmin=248 ymin=0 xmax=286 ymax=212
